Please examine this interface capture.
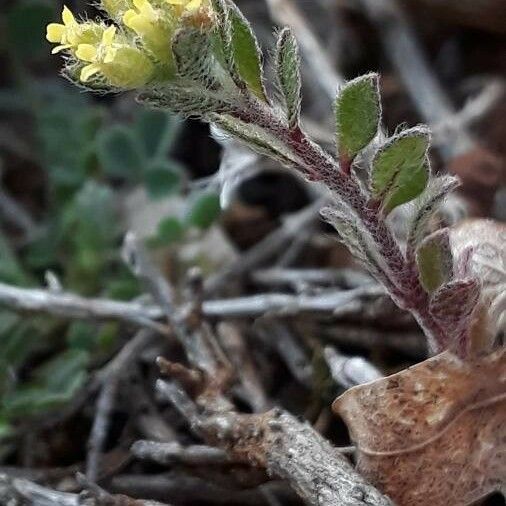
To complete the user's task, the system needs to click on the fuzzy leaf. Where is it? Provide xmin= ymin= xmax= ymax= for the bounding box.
xmin=226 ymin=0 xmax=266 ymax=101
xmin=429 ymin=278 xmax=480 ymax=354
xmin=211 ymin=0 xmax=266 ymax=100
xmin=134 ymin=109 xmax=180 ymax=159
xmin=336 ymin=74 xmax=381 ymax=161
xmin=275 ymin=28 xmax=302 ymax=129
xmin=371 ymin=128 xmax=430 ymax=214
xmin=334 ymin=348 xmax=506 ymax=506
xmin=321 ymin=202 xmax=391 ymax=288
xmin=172 ymin=28 xmax=218 ymax=88
xmin=212 ymin=114 xmax=300 ymax=168
xmin=155 ymin=217 xmax=185 ymax=245
xmin=407 ymin=175 xmax=460 ymax=253
xmin=97 ymin=125 xmax=144 ymax=179
xmin=416 ymin=228 xmax=453 ymax=293
xmin=186 ymin=192 xmax=221 ymax=229
xmin=138 ymin=85 xmax=232 ymax=119
xmin=144 ymin=160 xmax=182 ymax=200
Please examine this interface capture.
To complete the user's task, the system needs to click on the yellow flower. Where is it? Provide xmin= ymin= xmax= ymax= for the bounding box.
xmin=102 ymin=0 xmax=132 ymax=20
xmin=166 ymin=0 xmax=203 ymax=15
xmin=76 ymin=26 xmax=118 ymax=82
xmin=75 ymin=26 xmax=153 ymax=88
xmin=46 ymin=6 xmax=78 ymax=53
xmin=46 ymin=6 xmax=103 ymax=54
xmin=123 ymin=0 xmax=173 ymax=63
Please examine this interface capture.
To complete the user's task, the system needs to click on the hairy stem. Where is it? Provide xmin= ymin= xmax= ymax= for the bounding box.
xmin=232 ymin=97 xmax=446 ymax=353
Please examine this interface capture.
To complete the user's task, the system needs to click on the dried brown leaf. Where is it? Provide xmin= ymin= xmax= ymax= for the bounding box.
xmin=333 ymin=348 xmax=506 ymax=506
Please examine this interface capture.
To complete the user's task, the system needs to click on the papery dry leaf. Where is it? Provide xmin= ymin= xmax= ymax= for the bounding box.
xmin=333 ymin=348 xmax=506 ymax=506
xmin=451 ymin=219 xmax=506 ymax=351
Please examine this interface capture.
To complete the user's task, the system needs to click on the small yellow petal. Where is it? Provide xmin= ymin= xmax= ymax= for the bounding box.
xmin=124 ymin=14 xmax=152 ymax=36
xmin=186 ymin=0 xmax=201 ymax=10
xmin=123 ymin=10 xmax=137 ymax=27
xmin=46 ymin=23 xmax=65 ymax=43
xmin=134 ymin=0 xmax=157 ymax=18
xmin=80 ymin=63 xmax=101 ymax=82
xmin=167 ymin=0 xmax=184 ymax=4
xmin=76 ymin=44 xmax=98 ymax=62
xmin=102 ymin=26 xmax=117 ymax=46
xmin=62 ymin=6 xmax=76 ymax=26
xmin=104 ymin=47 xmax=117 ymax=63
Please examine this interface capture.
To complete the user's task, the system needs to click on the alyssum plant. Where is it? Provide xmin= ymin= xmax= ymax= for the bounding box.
xmin=47 ymin=1 xmax=505 ymax=505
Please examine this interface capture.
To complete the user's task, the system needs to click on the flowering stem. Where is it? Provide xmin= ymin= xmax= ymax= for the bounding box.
xmin=233 ymin=98 xmax=447 ymax=353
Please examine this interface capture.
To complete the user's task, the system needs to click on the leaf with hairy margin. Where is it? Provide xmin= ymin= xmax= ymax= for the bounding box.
xmin=275 ymin=27 xmax=302 ymax=129
xmin=212 ymin=114 xmax=300 ymax=168
xmin=172 ymin=28 xmax=218 ymax=88
xmin=336 ymin=73 xmax=381 ymax=162
xmin=429 ymin=278 xmax=480 ymax=355
xmin=210 ymin=0 xmax=267 ymax=101
xmin=407 ymin=175 xmax=460 ymax=253
xmin=227 ymin=0 xmax=266 ymax=100
xmin=137 ymin=85 xmax=232 ymax=119
xmin=416 ymin=228 xmax=453 ymax=293
xmin=371 ymin=127 xmax=430 ymax=214
xmin=321 ymin=202 xmax=391 ymax=288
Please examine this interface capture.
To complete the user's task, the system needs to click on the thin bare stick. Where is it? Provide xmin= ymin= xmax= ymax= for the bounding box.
xmin=0 ymin=280 xmax=167 ymax=333
xmin=252 ymin=268 xmax=373 ymax=289
xmin=217 ymin=322 xmax=270 ymax=412
xmin=132 ymin=441 xmax=230 ymax=466
xmin=256 ymin=321 xmax=313 ymax=387
xmin=0 ymin=277 xmax=387 ymax=328
xmin=0 ymin=473 xmax=170 ymax=506
xmin=203 ymin=285 xmax=385 ymax=317
xmin=86 ymin=330 xmax=157 ymax=482
xmin=324 ymin=346 xmax=383 ymax=388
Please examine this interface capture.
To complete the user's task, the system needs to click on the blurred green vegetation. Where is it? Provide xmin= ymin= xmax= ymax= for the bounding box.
xmin=0 ymin=0 xmax=221 ymax=442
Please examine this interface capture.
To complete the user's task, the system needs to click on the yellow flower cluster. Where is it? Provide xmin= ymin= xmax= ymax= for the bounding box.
xmin=46 ymin=0 xmax=208 ymax=89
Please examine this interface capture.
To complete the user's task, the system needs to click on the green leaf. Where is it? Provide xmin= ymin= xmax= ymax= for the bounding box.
xmin=134 ymin=109 xmax=180 ymax=159
xmin=336 ymin=73 xmax=381 ymax=161
xmin=144 ymin=160 xmax=182 ymax=200
xmin=2 ymin=372 xmax=87 ymax=418
xmin=407 ymin=175 xmax=460 ymax=253
xmin=186 ymin=192 xmax=221 ymax=229
xmin=2 ymin=350 xmax=89 ymax=418
xmin=211 ymin=0 xmax=266 ymax=101
xmin=227 ymin=1 xmax=266 ymax=101
xmin=66 ymin=322 xmax=98 ymax=351
xmin=213 ymin=114 xmax=299 ymax=168
xmin=416 ymin=229 xmax=453 ymax=293
xmin=154 ymin=217 xmax=185 ymax=245
xmin=0 ymin=420 xmax=13 ymax=440
xmin=33 ymin=349 xmax=89 ymax=391
xmin=370 ymin=127 xmax=430 ymax=214
xmin=97 ymin=125 xmax=145 ymax=179
xmin=105 ymin=274 xmax=140 ymax=301
xmin=275 ymin=27 xmax=302 ymax=129
xmin=61 ymin=181 xmax=117 ymax=292
xmin=0 ymin=231 xmax=31 ymax=286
